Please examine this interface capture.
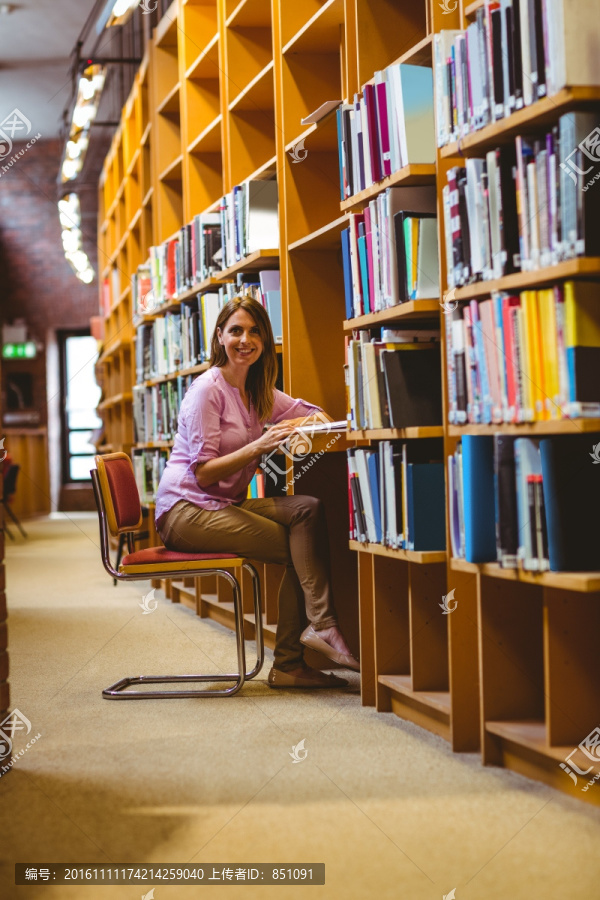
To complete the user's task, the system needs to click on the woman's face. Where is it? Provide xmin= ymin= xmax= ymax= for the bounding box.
xmin=217 ymin=308 xmax=264 ymax=373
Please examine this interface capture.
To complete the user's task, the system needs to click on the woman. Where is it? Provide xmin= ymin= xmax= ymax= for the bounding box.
xmin=155 ymin=295 xmax=359 ymax=688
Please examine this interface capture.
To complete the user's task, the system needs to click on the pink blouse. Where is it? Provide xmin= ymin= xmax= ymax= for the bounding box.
xmin=155 ymin=367 xmax=321 ymax=520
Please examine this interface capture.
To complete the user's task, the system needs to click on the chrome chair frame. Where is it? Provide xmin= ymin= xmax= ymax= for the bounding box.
xmin=91 ymin=467 xmax=264 ymax=699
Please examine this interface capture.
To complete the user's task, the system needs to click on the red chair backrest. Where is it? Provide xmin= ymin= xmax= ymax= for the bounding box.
xmin=94 ymin=453 xmax=143 ymax=535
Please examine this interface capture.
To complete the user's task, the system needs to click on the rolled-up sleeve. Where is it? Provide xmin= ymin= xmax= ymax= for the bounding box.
xmin=270 ymin=390 xmax=324 ymax=424
xmin=184 ymin=381 xmax=223 ymax=473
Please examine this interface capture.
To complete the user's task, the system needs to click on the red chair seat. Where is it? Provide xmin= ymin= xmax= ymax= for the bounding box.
xmin=121 ymin=547 xmax=241 ymax=566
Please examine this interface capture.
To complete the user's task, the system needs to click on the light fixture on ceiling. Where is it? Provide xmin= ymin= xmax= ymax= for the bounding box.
xmin=105 ymin=0 xmax=141 ymax=28
xmin=59 ymin=193 xmax=95 ymax=285
xmin=60 ymin=63 xmax=106 ymax=183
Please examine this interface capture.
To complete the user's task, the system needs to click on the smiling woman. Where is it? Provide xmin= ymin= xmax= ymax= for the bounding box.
xmin=154 ymin=295 xmax=360 ymax=688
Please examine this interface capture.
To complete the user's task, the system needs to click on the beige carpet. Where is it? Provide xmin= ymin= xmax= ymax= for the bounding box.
xmin=1 ymin=515 xmax=600 ymax=900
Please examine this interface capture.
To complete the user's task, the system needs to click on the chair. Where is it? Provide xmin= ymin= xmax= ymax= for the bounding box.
xmin=2 ymin=464 xmax=27 ymax=540
xmin=91 ymin=452 xmax=264 ymax=699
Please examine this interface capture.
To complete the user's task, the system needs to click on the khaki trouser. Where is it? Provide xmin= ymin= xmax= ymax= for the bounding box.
xmin=157 ymin=496 xmax=338 ymax=670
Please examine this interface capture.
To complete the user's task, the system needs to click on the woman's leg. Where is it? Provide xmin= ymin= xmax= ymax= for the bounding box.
xmin=158 ymin=500 xmax=307 ymax=670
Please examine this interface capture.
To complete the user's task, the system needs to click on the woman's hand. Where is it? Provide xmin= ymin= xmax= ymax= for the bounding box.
xmin=252 ymin=421 xmax=298 ymax=454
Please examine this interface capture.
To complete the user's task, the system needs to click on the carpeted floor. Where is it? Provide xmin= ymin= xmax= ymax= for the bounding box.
xmin=1 ymin=514 xmax=600 ymax=900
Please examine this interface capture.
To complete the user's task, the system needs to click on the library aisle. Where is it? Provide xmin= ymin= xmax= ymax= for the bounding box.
xmin=2 ymin=515 xmax=600 ymax=900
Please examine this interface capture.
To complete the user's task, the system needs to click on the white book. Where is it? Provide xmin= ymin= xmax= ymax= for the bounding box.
xmin=415 ymin=218 xmax=440 ymax=300
xmin=244 ymin=180 xmax=279 ymax=256
xmin=526 ymin=161 xmax=540 ymax=269
xmin=465 ymin=158 xmax=485 ymax=278
xmin=486 ymin=150 xmax=502 ymax=278
xmin=354 ymin=449 xmax=378 ymax=544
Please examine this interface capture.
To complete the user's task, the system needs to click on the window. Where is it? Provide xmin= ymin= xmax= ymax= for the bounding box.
xmin=59 ymin=331 xmax=102 ymax=483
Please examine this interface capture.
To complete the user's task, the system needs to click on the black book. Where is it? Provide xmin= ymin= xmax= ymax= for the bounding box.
xmin=494 ymin=435 xmax=518 ymax=568
xmin=532 ymin=0 xmax=546 ymax=98
xmin=505 ymin=6 xmax=515 ymax=111
xmin=342 ymin=106 xmax=354 ymax=197
xmin=380 ymin=346 xmax=443 ymax=428
xmin=540 ymin=433 xmax=600 ymax=571
xmin=393 ymin=210 xmax=436 ymax=304
xmin=576 ymin=148 xmax=600 ymax=255
xmin=452 ymin=307 xmax=468 ymax=420
xmin=456 ymin=169 xmax=472 ymax=282
xmin=511 ymin=0 xmax=523 ymax=108
xmin=491 ymin=8 xmax=505 ymax=119
xmin=498 ymin=147 xmax=520 ymax=273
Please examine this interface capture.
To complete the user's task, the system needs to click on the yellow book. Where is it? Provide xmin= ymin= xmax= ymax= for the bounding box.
xmin=521 ymin=291 xmax=544 ymax=420
xmin=564 ymin=281 xmax=600 ymax=346
xmin=537 ymin=288 xmax=560 ymax=418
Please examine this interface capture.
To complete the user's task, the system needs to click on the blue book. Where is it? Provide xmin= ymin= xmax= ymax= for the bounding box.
xmin=367 ymin=451 xmax=382 ymax=543
xmin=406 ymin=463 xmax=445 ymax=551
xmin=471 ymin=305 xmax=492 ymax=424
xmin=341 ymin=228 xmax=353 ymax=320
xmin=462 ymin=435 xmax=496 ymax=562
xmin=357 ymin=233 xmax=370 ymax=314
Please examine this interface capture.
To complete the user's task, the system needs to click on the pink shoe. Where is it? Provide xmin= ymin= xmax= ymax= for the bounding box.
xmin=300 ymin=626 xmax=360 ymax=672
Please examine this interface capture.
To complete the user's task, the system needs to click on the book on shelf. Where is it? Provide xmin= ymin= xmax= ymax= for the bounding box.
xmin=220 ymin=180 xmax=278 ymax=269
xmin=341 ymin=185 xmax=437 ymax=318
xmin=435 ymin=8 xmax=600 ymax=147
xmin=443 ymin=117 xmax=600 ymax=290
xmin=132 ymin=448 xmax=169 ymax=504
xmin=449 ymin=432 xmax=600 ymax=572
xmin=337 ymin=63 xmax=435 ymax=200
xmin=446 ymin=282 xmax=600 ymax=426
xmin=345 ymin=324 xmax=442 ymax=431
xmin=347 ymin=440 xmax=445 ymax=551
xmin=133 ymin=375 xmax=193 ymax=444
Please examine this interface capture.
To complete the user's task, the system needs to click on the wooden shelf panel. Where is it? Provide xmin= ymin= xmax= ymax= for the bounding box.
xmin=228 ymin=60 xmax=274 ymax=112
xmin=379 ymin=675 xmax=451 ymax=716
xmin=158 ymin=154 xmax=183 ymax=183
xmin=281 ymin=0 xmax=344 ymax=55
xmin=453 ymin=257 xmax=600 ymax=301
xmin=226 ymin=0 xmax=272 ymax=28
xmin=340 ymin=165 xmax=437 ymax=212
xmin=217 ymin=249 xmax=279 ymax=280
xmin=186 ymin=33 xmax=220 ymax=80
xmin=288 ymin=215 xmax=348 ymax=250
xmin=344 ymin=300 xmax=441 ymax=330
xmin=464 ymin=0 xmax=484 ymax=16
xmin=448 ymin=418 xmax=600 ymax=437
xmin=450 ymin=558 xmax=600 ymax=592
xmin=440 ymin=87 xmax=600 ymax=158
xmin=140 ymin=363 xmax=210 ymax=388
xmin=284 ymin=108 xmax=339 ymax=155
xmin=350 ymin=540 xmax=446 ymax=564
xmin=156 ymin=82 xmax=181 ymax=115
xmin=188 ymin=114 xmax=222 ymax=154
xmin=349 ymin=426 xmax=444 ymax=440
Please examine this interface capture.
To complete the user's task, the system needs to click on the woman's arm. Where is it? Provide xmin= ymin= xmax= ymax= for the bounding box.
xmin=194 ymin=420 xmax=297 ymax=488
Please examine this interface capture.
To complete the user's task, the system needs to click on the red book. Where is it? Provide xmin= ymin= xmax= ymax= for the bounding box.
xmin=166 ymin=238 xmax=177 ymax=299
xmin=502 ymin=294 xmax=521 ymax=423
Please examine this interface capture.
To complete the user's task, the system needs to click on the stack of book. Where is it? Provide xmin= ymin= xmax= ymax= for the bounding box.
xmin=337 ymin=63 xmax=435 ymax=200
xmin=347 ymin=441 xmax=445 ymax=551
xmin=435 ymin=2 xmax=600 ymax=147
xmin=341 ymin=186 xmax=437 ymax=317
xmin=445 ymin=282 xmax=600 ymax=425
xmin=219 ymin=180 xmax=279 ymax=269
xmin=132 ymin=448 xmax=169 ymax=504
xmin=448 ymin=433 xmax=600 ymax=572
xmin=442 ymin=115 xmax=600 ymax=289
xmin=346 ymin=325 xmax=442 ymax=431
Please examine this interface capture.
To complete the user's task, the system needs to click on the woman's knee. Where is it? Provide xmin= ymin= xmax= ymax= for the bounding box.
xmin=293 ymin=495 xmax=324 ymax=521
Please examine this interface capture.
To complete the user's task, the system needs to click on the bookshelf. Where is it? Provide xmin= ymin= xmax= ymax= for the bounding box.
xmin=95 ymin=0 xmax=600 ymax=804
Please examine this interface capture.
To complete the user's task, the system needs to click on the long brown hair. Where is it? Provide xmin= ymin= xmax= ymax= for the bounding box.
xmin=209 ymin=295 xmax=278 ymax=422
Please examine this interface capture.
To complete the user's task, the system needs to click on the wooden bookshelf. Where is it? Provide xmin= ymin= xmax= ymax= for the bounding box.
xmin=94 ymin=0 xmax=600 ymax=805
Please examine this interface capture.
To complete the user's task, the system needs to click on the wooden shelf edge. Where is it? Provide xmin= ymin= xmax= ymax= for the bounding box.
xmin=281 ymin=0 xmax=344 ymax=55
xmin=138 ymin=362 xmax=210 ymax=387
xmin=378 ymin=675 xmax=451 ymax=717
xmin=228 ymin=60 xmax=274 ymax=112
xmin=449 ymin=557 xmax=600 ymax=592
xmin=350 ymin=539 xmax=446 ymax=564
xmin=340 ymin=164 xmax=437 ymax=212
xmin=217 ymin=249 xmax=279 ymax=280
xmin=187 ymin=114 xmax=222 ymax=154
xmin=185 ymin=32 xmax=219 ymax=80
xmin=158 ymin=154 xmax=183 ymax=182
xmin=448 ymin=418 xmax=600 ymax=436
xmin=453 ymin=257 xmax=600 ymax=300
xmin=343 ymin=300 xmax=441 ymax=330
xmin=440 ymin=86 xmax=600 ymax=158
xmin=288 ymin=215 xmax=348 ymax=250
xmin=348 ymin=426 xmax=444 ymax=440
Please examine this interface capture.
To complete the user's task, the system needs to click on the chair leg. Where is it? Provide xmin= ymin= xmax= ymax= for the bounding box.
xmin=242 ymin=562 xmax=265 ymax=680
xmin=113 ymin=533 xmax=126 ymax=586
xmin=3 ymin=518 xmax=15 ymax=541
xmin=102 ymin=568 xmax=248 ymax=699
xmin=3 ymin=501 xmax=27 ymax=538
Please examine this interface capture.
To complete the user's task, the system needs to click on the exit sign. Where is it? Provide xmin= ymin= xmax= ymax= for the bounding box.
xmin=2 ymin=342 xmax=37 ymax=359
